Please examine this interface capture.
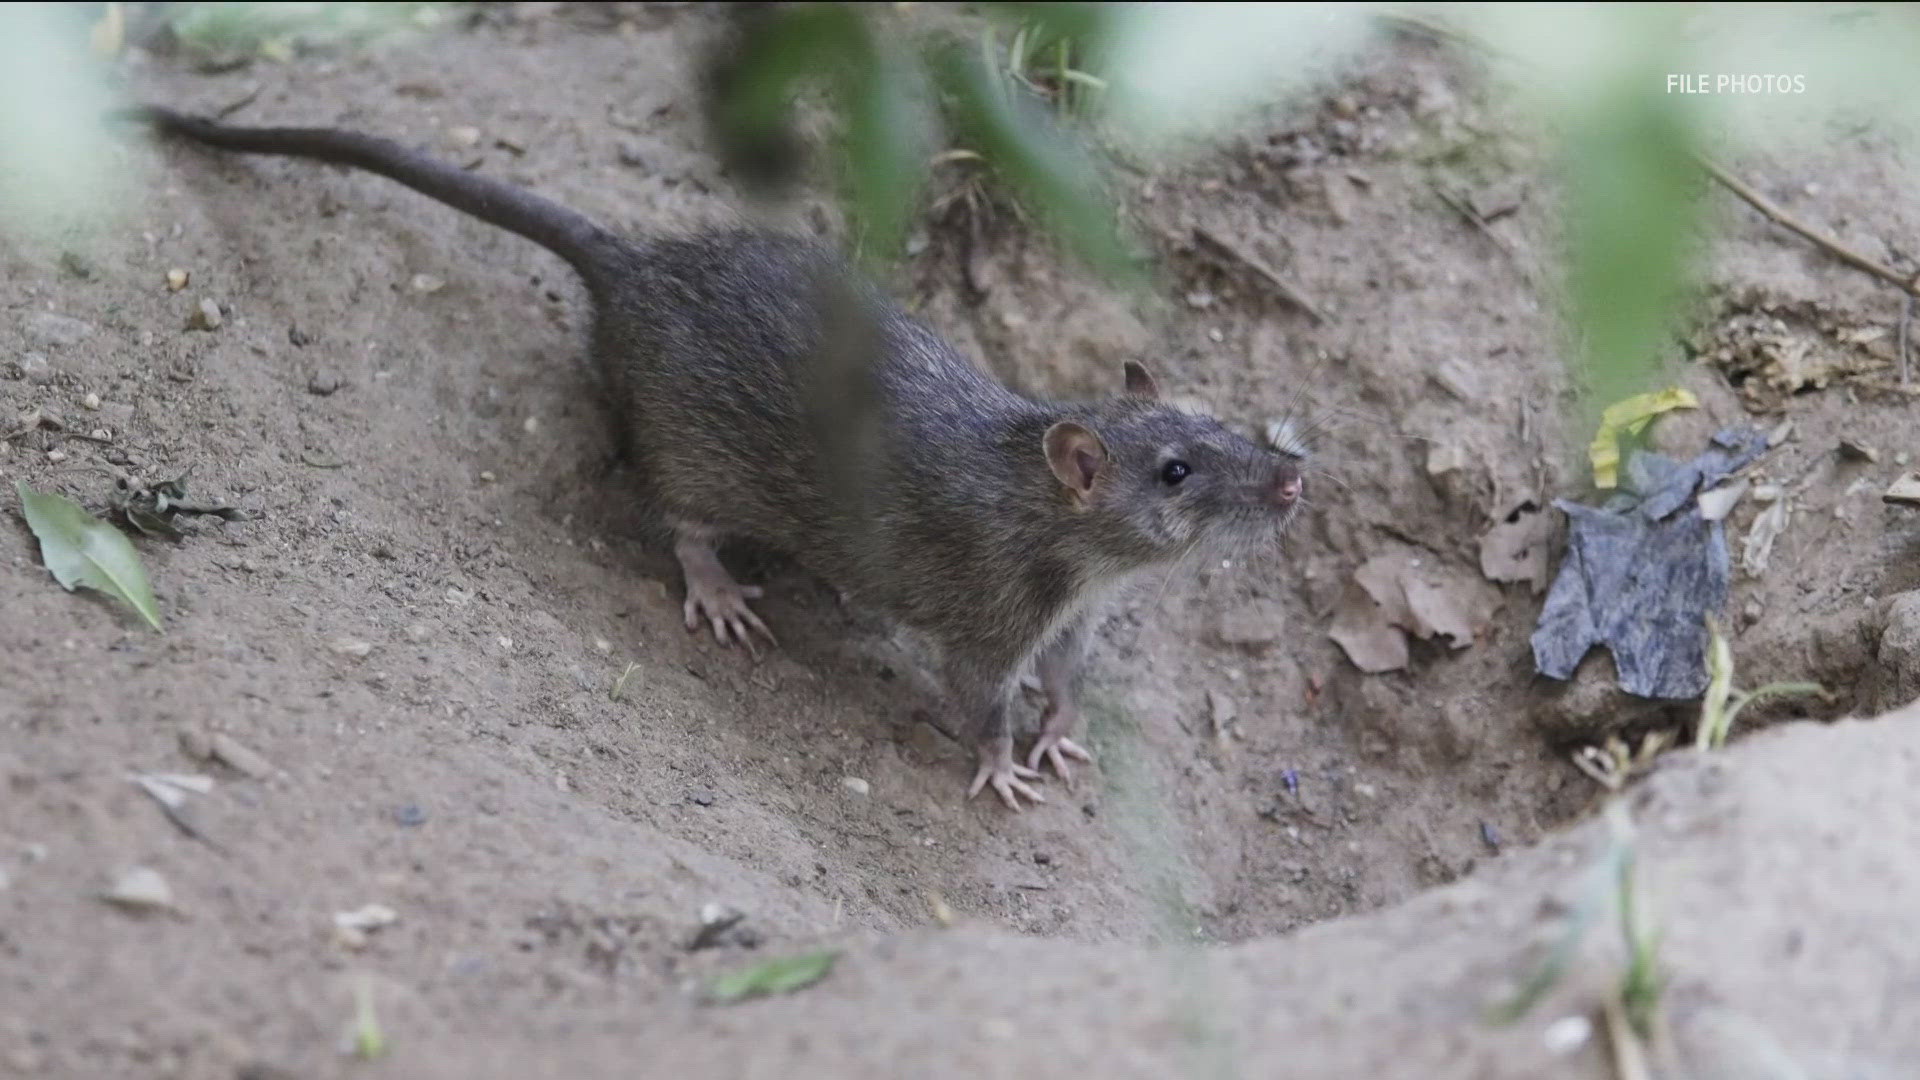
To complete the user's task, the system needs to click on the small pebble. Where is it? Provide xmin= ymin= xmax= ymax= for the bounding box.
xmin=17 ymin=353 xmax=55 ymax=384
xmin=393 ymin=804 xmax=427 ymax=828
xmin=1282 ymin=768 xmax=1299 ymax=796
xmin=522 ymin=415 xmax=540 ymax=434
xmin=210 ymin=732 xmax=273 ymax=779
xmin=307 ymin=371 xmax=342 ymax=396
xmin=1885 ymin=473 xmax=1920 ymax=507
xmin=103 ymin=866 xmax=174 ymax=912
xmin=444 ymin=125 xmax=481 ymax=149
xmin=1207 ymin=327 xmax=1225 ymax=343
xmin=333 ymin=904 xmax=398 ymax=935
xmin=405 ymin=623 xmax=432 ymax=642
xmin=841 ymin=777 xmax=871 ymax=797
xmin=689 ymin=789 xmax=715 ymax=807
xmin=1032 ymin=851 xmax=1051 ymax=865
xmin=82 ymin=392 xmax=100 ymax=410
xmin=1206 ymin=689 xmax=1237 ymax=731
xmin=686 ymin=902 xmax=746 ymax=950
xmin=410 ymin=273 xmax=446 ymax=294
xmin=165 ymin=268 xmax=189 ymax=291
xmin=25 ymin=312 xmax=93 ymax=347
xmin=46 ymin=449 xmax=67 ymax=464
xmin=329 ymin=637 xmax=374 ymax=660
xmin=593 ymin=637 xmax=612 ymax=654
xmin=479 ymin=470 xmax=496 ymax=482
xmin=187 ymin=297 xmax=223 ymax=330
xmin=1542 ymin=1015 xmax=1593 ymax=1055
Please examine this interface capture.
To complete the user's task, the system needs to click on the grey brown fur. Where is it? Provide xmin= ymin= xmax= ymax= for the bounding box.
xmin=125 ymin=105 xmax=1306 ymax=808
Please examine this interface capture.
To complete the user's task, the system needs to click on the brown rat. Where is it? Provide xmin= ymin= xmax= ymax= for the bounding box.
xmin=120 ymin=105 xmax=1306 ymax=809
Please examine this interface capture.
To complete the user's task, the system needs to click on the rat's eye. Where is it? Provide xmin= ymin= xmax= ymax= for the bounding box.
xmin=1160 ymin=460 xmax=1191 ymax=485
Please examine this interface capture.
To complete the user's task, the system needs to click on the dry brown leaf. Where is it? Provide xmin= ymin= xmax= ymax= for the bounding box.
xmin=1329 ymin=587 xmax=1409 ymax=673
xmin=1479 ymin=502 xmax=1554 ymax=594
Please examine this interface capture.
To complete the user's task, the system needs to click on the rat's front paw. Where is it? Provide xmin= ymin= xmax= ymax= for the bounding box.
xmin=967 ymin=738 xmax=1045 ymax=810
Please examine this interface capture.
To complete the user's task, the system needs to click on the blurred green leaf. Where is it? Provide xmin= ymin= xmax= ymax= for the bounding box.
xmin=0 ymin=5 xmax=117 ymax=235
xmin=711 ymin=5 xmax=929 ymax=260
xmin=842 ymin=29 xmax=931 ymax=261
xmin=1095 ymin=3 xmax=1373 ymax=154
xmin=932 ymin=40 xmax=1136 ymax=282
xmin=706 ymin=948 xmax=840 ymax=1005
xmin=710 ymin=5 xmax=862 ymax=186
xmin=17 ymin=482 xmax=163 ymax=632
xmin=169 ymin=1 xmax=442 ymax=57
xmin=352 ymin=974 xmax=386 ymax=1059
xmin=1562 ymin=60 xmax=1703 ymax=409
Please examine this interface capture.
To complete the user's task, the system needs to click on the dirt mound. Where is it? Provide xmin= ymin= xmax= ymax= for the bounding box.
xmin=4 ymin=6 xmax=1916 ymax=1077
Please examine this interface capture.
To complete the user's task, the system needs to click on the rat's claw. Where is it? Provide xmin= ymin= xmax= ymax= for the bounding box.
xmin=1026 ymin=733 xmax=1092 ymax=786
xmin=683 ymin=578 xmax=775 ymax=655
xmin=967 ymin=757 xmax=1045 ymax=810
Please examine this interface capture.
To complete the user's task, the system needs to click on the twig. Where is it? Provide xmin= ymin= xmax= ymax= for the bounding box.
xmin=1693 ymin=155 xmax=1920 ymax=299
xmin=1602 ymin=997 xmax=1652 ymax=1080
xmin=215 ymin=84 xmax=261 ymax=119
xmin=1430 ymin=181 xmax=1514 ymax=257
xmin=1901 ymin=293 xmax=1914 ymax=387
xmin=1191 ymin=226 xmax=1329 ymax=324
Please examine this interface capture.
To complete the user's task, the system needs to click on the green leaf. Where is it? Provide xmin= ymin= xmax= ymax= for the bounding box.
xmin=1093 ymin=3 xmax=1373 ymax=153
xmin=705 ymin=948 xmax=840 ymax=1005
xmin=17 ymin=481 xmax=163 ymax=631
xmin=1561 ymin=45 xmax=1703 ymax=411
xmin=352 ymin=974 xmax=386 ymax=1060
xmin=710 ymin=5 xmax=869 ymax=192
xmin=841 ymin=30 xmax=931 ymax=264
xmin=931 ymin=42 xmax=1136 ymax=283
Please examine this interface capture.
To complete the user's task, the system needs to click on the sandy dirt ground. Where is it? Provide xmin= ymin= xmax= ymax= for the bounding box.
xmin=4 ymin=4 xmax=1919 ymax=1077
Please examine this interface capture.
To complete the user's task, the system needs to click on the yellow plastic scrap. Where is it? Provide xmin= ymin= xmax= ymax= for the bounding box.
xmin=1589 ymin=388 xmax=1699 ymax=489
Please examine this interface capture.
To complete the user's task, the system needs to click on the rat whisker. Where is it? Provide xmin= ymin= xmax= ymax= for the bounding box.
xmin=1274 ymin=350 xmax=1337 ymax=433
xmin=1148 ymin=535 xmax=1208 ymax=610
xmin=1303 ymin=466 xmax=1352 ymax=495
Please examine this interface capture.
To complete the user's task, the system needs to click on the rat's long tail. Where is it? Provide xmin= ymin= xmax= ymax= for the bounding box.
xmin=116 ymin=105 xmax=621 ymax=295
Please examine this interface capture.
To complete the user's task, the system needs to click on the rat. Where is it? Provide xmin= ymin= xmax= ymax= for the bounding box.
xmin=120 ymin=105 xmax=1306 ymax=809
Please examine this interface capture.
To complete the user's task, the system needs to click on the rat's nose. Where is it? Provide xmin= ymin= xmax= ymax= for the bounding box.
xmin=1271 ymin=467 xmax=1302 ymax=507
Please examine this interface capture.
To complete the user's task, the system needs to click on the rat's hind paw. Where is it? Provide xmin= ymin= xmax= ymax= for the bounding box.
xmin=674 ymin=526 xmax=776 ymax=654
xmin=1025 ymin=732 xmax=1092 ymax=787
xmin=682 ymin=575 xmax=774 ymax=653
xmin=967 ymin=754 xmax=1045 ymax=811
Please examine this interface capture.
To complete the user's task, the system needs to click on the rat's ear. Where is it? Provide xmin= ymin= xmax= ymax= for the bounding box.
xmin=1044 ymin=421 xmax=1107 ymax=499
xmin=1122 ymin=361 xmax=1160 ymax=400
